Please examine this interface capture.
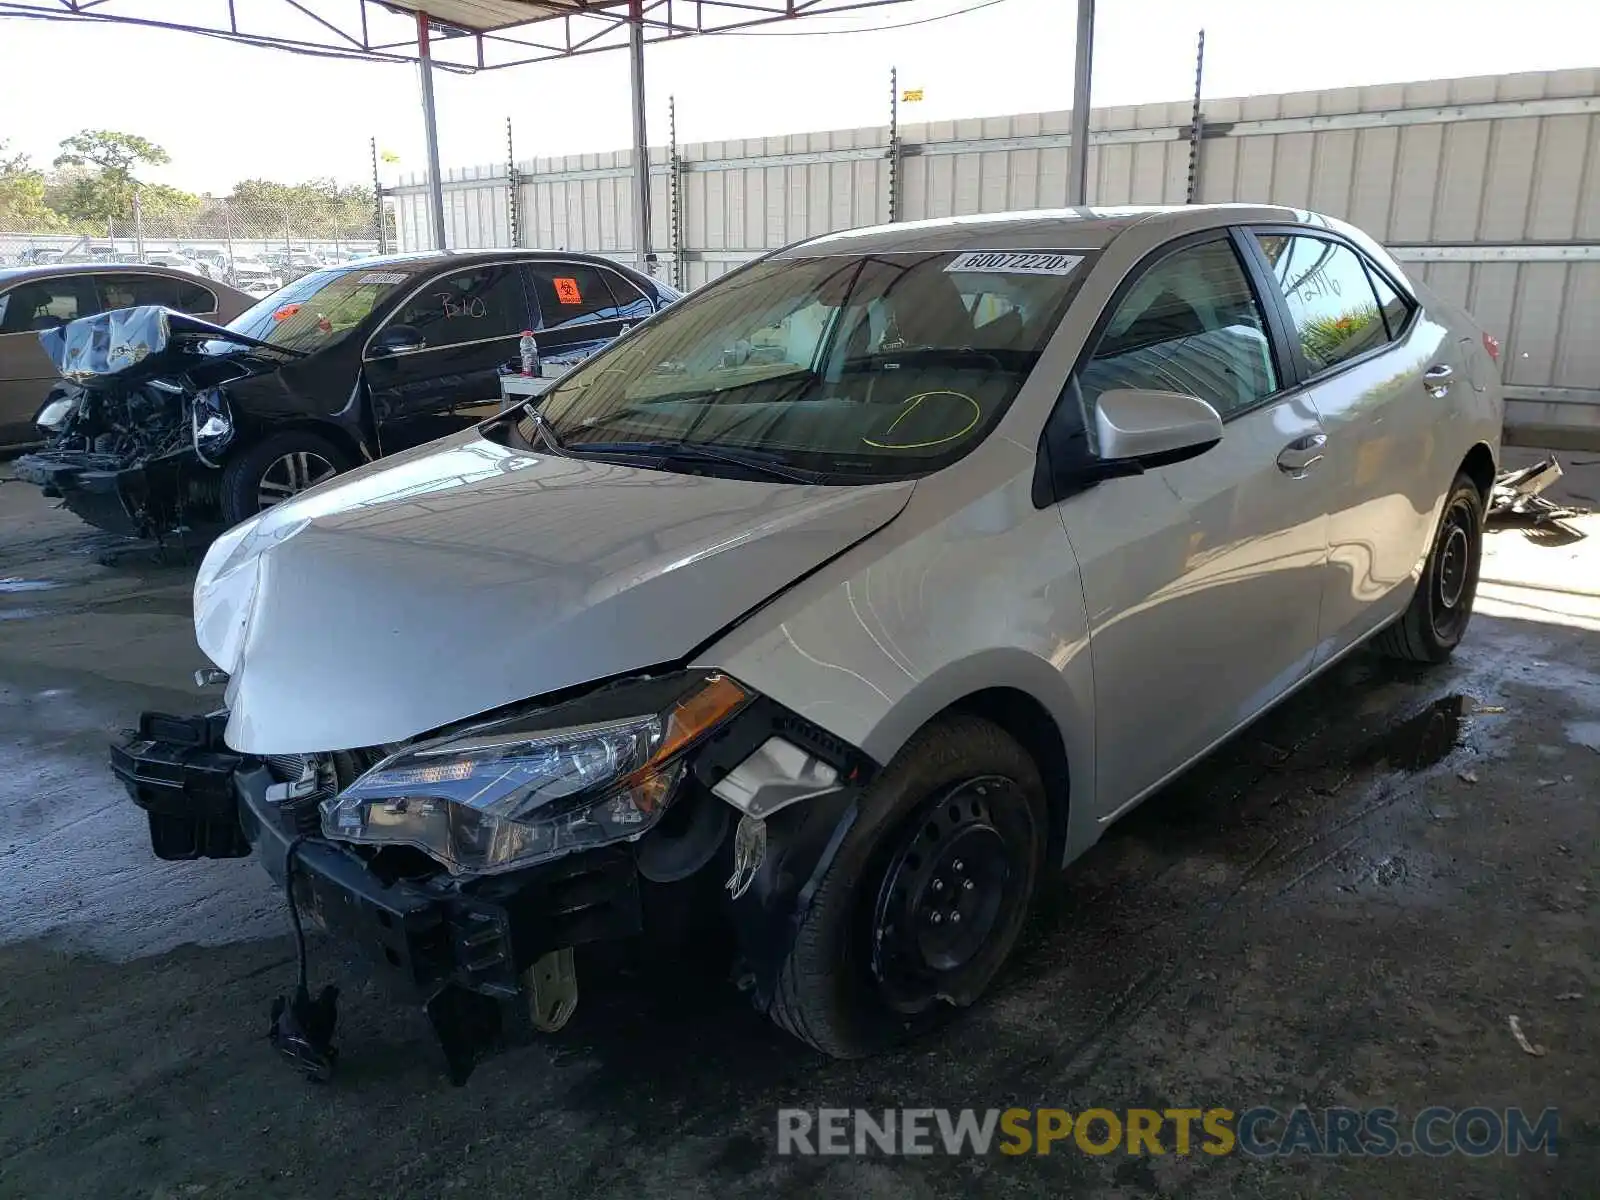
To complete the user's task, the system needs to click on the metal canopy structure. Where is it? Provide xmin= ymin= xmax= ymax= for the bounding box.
xmin=1 ymin=0 xmax=975 ymax=269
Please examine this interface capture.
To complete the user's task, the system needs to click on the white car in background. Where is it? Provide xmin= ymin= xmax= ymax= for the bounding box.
xmin=229 ymin=257 xmax=284 ymax=298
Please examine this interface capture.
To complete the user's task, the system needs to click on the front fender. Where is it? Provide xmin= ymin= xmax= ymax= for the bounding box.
xmin=700 ymin=469 xmax=1101 ymax=865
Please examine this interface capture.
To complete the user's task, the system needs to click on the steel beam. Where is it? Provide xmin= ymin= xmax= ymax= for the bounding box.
xmin=629 ymin=0 xmax=653 ymax=272
xmin=1066 ymin=0 xmax=1094 ymax=207
xmin=417 ymin=10 xmax=448 ymax=249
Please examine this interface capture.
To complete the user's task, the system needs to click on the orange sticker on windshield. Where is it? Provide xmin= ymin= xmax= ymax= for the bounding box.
xmin=553 ymin=276 xmax=583 ymax=305
xmin=272 ymin=303 xmax=302 ymax=322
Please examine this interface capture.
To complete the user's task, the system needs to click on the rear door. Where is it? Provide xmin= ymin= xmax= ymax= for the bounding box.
xmin=364 ymin=261 xmax=535 ymax=449
xmin=522 ymin=261 xmax=643 ymax=380
xmin=0 ymin=273 xmax=98 ymax=445
xmin=1055 ymin=231 xmax=1331 ymax=812
xmin=1244 ymin=229 xmax=1453 ymax=660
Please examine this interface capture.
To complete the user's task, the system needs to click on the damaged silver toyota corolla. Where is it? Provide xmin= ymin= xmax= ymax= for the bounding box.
xmin=114 ymin=205 xmax=1503 ymax=1082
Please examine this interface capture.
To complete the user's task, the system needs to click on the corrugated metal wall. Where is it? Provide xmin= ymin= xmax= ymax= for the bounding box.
xmin=389 ymin=67 xmax=1600 ymax=440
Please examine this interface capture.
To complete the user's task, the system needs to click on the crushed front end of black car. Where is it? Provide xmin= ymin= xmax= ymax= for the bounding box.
xmin=110 ymin=676 xmax=875 ymax=1084
xmin=14 ymin=306 xmax=295 ymax=538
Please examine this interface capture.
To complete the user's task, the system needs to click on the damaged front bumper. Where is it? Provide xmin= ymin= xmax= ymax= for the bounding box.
xmin=14 ymin=447 xmax=202 ymax=539
xmin=109 ymin=701 xmax=870 ymax=1083
xmin=110 ymin=711 xmax=643 ymax=1082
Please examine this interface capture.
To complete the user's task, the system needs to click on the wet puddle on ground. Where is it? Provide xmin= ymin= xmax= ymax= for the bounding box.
xmin=0 ymin=578 xmax=63 ymax=594
xmin=1356 ymin=693 xmax=1467 ymax=773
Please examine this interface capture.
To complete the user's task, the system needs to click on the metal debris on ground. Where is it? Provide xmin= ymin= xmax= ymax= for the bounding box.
xmin=1488 ymin=456 xmax=1587 ymax=527
xmin=1508 ymin=1014 xmax=1548 ymax=1056
xmin=1472 ymin=704 xmax=1507 ymax=714
xmin=1555 ymin=992 xmax=1583 ymax=1001
xmin=1458 ymin=769 xmax=1479 ymax=784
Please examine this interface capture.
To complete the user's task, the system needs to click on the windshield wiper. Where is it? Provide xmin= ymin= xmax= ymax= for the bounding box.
xmin=520 ymin=402 xmax=567 ymax=455
xmin=569 ymin=369 xmax=816 ymax=433
xmin=567 ymin=439 xmax=826 ymax=484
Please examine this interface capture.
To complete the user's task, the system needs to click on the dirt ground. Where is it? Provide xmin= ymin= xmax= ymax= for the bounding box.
xmin=1 ymin=451 xmax=1597 ymax=1199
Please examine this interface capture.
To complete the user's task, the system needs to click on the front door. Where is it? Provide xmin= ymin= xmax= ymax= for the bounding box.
xmin=1055 ymin=234 xmax=1332 ymax=815
xmin=365 ymin=262 xmax=534 ymax=450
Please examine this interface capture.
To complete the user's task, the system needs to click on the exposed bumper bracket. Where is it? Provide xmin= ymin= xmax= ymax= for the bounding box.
xmin=110 ymin=710 xmax=253 ymax=860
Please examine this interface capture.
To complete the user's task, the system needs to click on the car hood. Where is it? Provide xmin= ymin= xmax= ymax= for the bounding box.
xmin=41 ymin=305 xmax=297 ymax=389
xmin=197 ymin=431 xmax=914 ymax=754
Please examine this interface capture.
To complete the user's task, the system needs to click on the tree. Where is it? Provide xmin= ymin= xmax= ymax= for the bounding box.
xmin=54 ymin=129 xmax=169 ymax=176
xmin=0 ymin=140 xmax=60 ymax=231
xmin=51 ymin=129 xmax=170 ymax=223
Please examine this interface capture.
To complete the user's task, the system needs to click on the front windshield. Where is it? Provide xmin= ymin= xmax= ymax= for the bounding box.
xmin=537 ymin=250 xmax=1090 ymax=478
xmin=223 ymin=265 xmax=411 ymax=353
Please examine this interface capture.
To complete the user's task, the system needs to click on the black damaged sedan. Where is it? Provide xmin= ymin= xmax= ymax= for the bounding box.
xmin=15 ymin=249 xmax=678 ymax=536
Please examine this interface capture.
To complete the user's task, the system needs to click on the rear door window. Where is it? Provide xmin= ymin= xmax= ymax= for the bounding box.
xmin=394 ymin=264 xmax=527 ymax=347
xmin=1255 ymin=234 xmax=1393 ymax=374
xmin=1078 ymin=238 xmax=1280 ymax=421
xmin=526 ymin=263 xmax=625 ymax=328
xmin=598 ymin=269 xmax=656 ymax=321
xmin=1364 ymin=264 xmax=1415 ymax=342
xmin=174 ymin=279 xmax=219 ymax=315
xmin=0 ymin=276 xmax=98 ymax=332
xmin=96 ymin=273 xmax=181 ymax=310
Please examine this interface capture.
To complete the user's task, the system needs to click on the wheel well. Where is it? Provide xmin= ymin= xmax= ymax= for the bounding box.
xmin=1460 ymin=443 xmax=1496 ymax=502
xmin=944 ymin=687 xmax=1070 ymax=862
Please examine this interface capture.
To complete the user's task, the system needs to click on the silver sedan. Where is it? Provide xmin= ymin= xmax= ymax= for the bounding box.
xmin=119 ymin=204 xmax=1502 ymax=1074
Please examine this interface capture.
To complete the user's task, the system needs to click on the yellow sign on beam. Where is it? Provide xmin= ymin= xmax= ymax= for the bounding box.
xmin=902 ymin=88 xmax=924 ymax=102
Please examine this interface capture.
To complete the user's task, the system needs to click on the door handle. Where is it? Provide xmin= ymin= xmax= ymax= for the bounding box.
xmin=1276 ymin=433 xmax=1328 ymax=477
xmin=1423 ymin=363 xmax=1454 ymax=397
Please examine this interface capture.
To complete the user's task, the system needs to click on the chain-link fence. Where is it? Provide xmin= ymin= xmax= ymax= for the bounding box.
xmin=1 ymin=193 xmax=396 ymax=298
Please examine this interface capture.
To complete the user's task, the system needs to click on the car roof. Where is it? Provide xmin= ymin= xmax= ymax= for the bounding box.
xmin=773 ymin=203 xmax=1310 ymax=258
xmin=0 ymin=261 xmax=216 ymax=285
xmin=306 ymin=248 xmax=659 ymax=279
xmin=1 ymin=247 xmax=656 ymax=288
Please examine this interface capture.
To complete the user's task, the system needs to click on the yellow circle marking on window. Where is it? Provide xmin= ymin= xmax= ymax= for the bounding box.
xmin=862 ymin=390 xmax=982 ymax=450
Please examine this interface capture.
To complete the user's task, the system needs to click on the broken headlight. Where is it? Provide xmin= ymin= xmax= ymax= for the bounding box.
xmin=191 ymin=388 xmax=234 ymax=466
xmin=34 ymin=392 xmax=81 ymax=434
xmin=321 ymin=672 xmax=750 ymax=875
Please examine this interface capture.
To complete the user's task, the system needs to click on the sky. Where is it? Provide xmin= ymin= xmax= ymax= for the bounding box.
xmin=0 ymin=0 xmax=1588 ymax=194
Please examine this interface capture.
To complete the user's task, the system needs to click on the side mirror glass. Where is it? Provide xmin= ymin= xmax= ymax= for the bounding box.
xmin=1094 ymin=388 xmax=1223 ymax=466
xmin=370 ymin=324 xmax=425 ymax=357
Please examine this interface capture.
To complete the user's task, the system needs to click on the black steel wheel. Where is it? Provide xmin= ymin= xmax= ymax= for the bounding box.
xmin=868 ymin=776 xmax=1034 ymax=1014
xmin=1377 ymin=470 xmax=1485 ymax=663
xmin=767 ymin=715 xmax=1048 ymax=1059
xmin=1430 ymin=493 xmax=1478 ymax=642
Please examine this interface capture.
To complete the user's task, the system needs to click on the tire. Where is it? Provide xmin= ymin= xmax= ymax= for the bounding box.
xmin=768 ymin=714 xmax=1048 ymax=1059
xmin=1375 ymin=471 xmax=1485 ymax=663
xmin=220 ymin=430 xmax=350 ymax=526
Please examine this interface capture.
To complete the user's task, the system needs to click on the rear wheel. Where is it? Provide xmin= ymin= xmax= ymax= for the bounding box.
xmin=1376 ymin=471 xmax=1485 ymax=663
xmin=220 ymin=430 xmax=349 ymax=526
xmin=768 ymin=715 xmax=1047 ymax=1059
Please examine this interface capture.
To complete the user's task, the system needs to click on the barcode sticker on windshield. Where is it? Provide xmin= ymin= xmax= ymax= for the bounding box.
xmin=945 ymin=251 xmax=1084 ymax=276
xmin=358 ymin=272 xmax=408 ymax=285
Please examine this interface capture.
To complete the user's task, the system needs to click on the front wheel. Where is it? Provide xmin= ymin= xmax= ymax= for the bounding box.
xmin=767 ymin=715 xmax=1048 ymax=1059
xmin=220 ymin=430 xmax=350 ymax=526
xmin=1376 ymin=471 xmax=1485 ymax=663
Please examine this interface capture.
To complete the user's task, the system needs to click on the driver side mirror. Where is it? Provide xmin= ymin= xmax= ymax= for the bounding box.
xmin=369 ymin=323 xmax=426 ymax=357
xmin=1094 ymin=388 xmax=1223 ymax=467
